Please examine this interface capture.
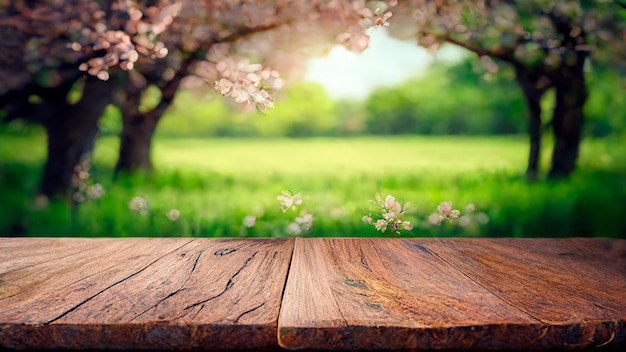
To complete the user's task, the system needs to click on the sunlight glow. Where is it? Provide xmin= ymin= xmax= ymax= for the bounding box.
xmin=304 ymin=28 xmax=466 ymax=101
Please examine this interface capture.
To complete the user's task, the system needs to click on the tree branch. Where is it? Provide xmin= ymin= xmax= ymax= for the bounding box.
xmin=442 ymin=33 xmax=517 ymax=64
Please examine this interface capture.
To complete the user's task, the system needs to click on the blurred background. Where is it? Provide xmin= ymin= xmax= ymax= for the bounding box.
xmin=1 ymin=1 xmax=625 ymax=238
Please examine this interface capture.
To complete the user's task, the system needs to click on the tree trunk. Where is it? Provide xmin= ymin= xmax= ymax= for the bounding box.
xmin=115 ymin=109 xmax=159 ymax=174
xmin=40 ymin=77 xmax=115 ymax=202
xmin=114 ymin=71 xmax=153 ymax=174
xmin=548 ymin=67 xmax=588 ymax=179
xmin=514 ymin=66 xmax=551 ymax=181
xmin=114 ymin=59 xmax=193 ymax=175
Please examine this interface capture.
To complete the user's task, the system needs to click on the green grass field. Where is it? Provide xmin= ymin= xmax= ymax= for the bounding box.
xmin=1 ymin=129 xmax=625 ymax=238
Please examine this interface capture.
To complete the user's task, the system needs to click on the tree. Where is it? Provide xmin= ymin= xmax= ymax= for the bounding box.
xmin=386 ymin=0 xmax=626 ymax=179
xmin=0 ymin=0 xmax=394 ymax=202
xmin=1 ymin=0 xmax=174 ymax=200
xmin=112 ymin=0 xmax=394 ymax=174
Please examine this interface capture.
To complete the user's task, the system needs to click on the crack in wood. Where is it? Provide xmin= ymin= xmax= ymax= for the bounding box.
xmin=130 ymin=250 xmax=205 ymax=321
xmin=277 ymin=239 xmax=296 ymax=331
xmin=183 ymin=252 xmax=258 ymax=312
xmin=359 ymin=256 xmax=372 ymax=272
xmin=44 ymin=239 xmax=198 ymax=324
xmin=186 ymin=303 xmax=204 ymax=321
xmin=214 ymin=245 xmax=243 ymax=256
xmin=234 ymin=301 xmax=266 ymax=324
xmin=190 ymin=249 xmax=203 ymax=273
xmin=355 ymin=244 xmax=373 ymax=273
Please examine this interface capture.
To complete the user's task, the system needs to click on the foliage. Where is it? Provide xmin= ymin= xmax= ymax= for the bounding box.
xmin=387 ymin=0 xmax=626 ymax=71
xmin=384 ymin=0 xmax=626 ymax=178
xmin=365 ymin=60 xmax=528 ymax=135
xmin=584 ymin=66 xmax=626 ymax=137
xmin=256 ymin=83 xmax=338 ymax=137
xmin=0 ymin=0 xmax=397 ymax=201
xmin=0 ymin=0 xmax=393 ymax=116
xmin=151 ymin=59 xmax=624 ymax=138
xmin=154 ymin=91 xmax=234 ymax=137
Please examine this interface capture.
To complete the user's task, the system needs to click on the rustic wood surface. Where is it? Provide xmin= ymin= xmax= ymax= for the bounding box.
xmin=0 ymin=237 xmax=294 ymax=351
xmin=2 ymin=237 xmax=625 ymax=351
xmin=278 ymin=237 xmax=626 ymax=351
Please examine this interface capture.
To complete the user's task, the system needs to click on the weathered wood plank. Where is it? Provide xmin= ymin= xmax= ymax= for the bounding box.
xmin=0 ymin=237 xmax=294 ymax=351
xmin=428 ymin=237 xmax=626 ymax=350
xmin=278 ymin=237 xmax=626 ymax=351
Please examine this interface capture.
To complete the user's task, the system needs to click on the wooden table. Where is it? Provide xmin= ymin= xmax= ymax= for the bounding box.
xmin=1 ymin=237 xmax=625 ymax=351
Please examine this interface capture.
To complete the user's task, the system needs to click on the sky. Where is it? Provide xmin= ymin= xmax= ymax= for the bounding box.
xmin=304 ymin=27 xmax=466 ymax=101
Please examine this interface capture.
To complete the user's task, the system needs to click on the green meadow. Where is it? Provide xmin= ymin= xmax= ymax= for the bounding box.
xmin=1 ymin=128 xmax=625 ymax=238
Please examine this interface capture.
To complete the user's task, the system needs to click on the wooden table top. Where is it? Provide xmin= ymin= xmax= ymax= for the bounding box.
xmin=1 ymin=237 xmax=625 ymax=351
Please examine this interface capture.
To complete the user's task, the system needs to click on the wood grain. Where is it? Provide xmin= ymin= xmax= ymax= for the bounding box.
xmin=428 ymin=237 xmax=626 ymax=350
xmin=278 ymin=237 xmax=626 ymax=351
xmin=0 ymin=237 xmax=294 ymax=351
xmin=2 ymin=237 xmax=625 ymax=351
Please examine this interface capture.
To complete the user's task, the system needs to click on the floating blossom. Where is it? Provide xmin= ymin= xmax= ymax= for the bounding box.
xmin=166 ymin=209 xmax=180 ymax=221
xmin=129 ymin=196 xmax=149 ymax=215
xmin=428 ymin=213 xmax=443 ymax=225
xmin=429 ymin=201 xmax=461 ymax=225
xmin=71 ymin=161 xmax=105 ymax=203
xmin=458 ymin=204 xmax=490 ymax=227
xmin=86 ymin=183 xmax=105 ymax=200
xmin=363 ymin=193 xmax=413 ymax=236
xmin=33 ymin=194 xmax=49 ymax=210
xmin=294 ymin=211 xmax=314 ymax=232
xmin=242 ymin=215 xmax=257 ymax=228
xmin=286 ymin=222 xmax=302 ymax=235
xmin=286 ymin=211 xmax=314 ymax=236
xmin=277 ymin=190 xmax=303 ymax=212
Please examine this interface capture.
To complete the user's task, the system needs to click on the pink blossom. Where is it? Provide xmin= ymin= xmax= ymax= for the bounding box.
xmin=277 ymin=190 xmax=302 ymax=212
xmin=434 ymin=201 xmax=461 ymax=223
xmin=365 ymin=193 xmax=413 ymax=236
xmin=429 ymin=213 xmax=443 ymax=225
xmin=166 ymin=209 xmax=180 ymax=221
xmin=437 ymin=201 xmax=453 ymax=215
xmin=242 ymin=215 xmax=256 ymax=228
xmin=374 ymin=219 xmax=387 ymax=232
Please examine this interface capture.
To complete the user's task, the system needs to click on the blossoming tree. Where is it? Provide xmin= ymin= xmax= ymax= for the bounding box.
xmin=385 ymin=0 xmax=626 ymax=179
xmin=0 ymin=0 xmax=393 ymax=202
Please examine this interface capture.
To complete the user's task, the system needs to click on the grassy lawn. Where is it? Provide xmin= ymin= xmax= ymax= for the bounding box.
xmin=1 ymin=129 xmax=625 ymax=238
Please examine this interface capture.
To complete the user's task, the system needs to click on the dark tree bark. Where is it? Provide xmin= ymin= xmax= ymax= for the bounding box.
xmin=115 ymin=100 xmax=160 ymax=174
xmin=114 ymin=71 xmax=154 ymax=174
xmin=513 ymin=65 xmax=552 ymax=181
xmin=40 ymin=77 xmax=115 ymax=201
xmin=441 ymin=6 xmax=594 ymax=181
xmin=0 ymin=75 xmax=79 ymax=125
xmin=548 ymin=65 xmax=588 ymax=179
xmin=545 ymin=12 xmax=589 ymax=179
xmin=114 ymin=58 xmax=193 ymax=175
